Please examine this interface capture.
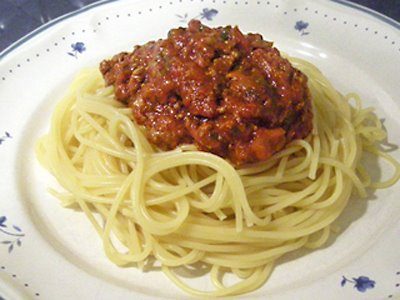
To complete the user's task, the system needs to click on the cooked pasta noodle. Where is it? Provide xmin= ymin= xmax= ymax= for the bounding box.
xmin=36 ymin=58 xmax=400 ymax=297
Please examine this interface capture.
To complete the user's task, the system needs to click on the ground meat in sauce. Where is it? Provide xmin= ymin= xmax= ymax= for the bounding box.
xmin=100 ymin=20 xmax=313 ymax=165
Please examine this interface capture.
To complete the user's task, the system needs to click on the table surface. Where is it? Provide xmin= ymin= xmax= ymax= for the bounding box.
xmin=0 ymin=0 xmax=399 ymax=52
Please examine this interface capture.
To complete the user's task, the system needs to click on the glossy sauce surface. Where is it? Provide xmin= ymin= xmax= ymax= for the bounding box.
xmin=100 ymin=20 xmax=312 ymax=165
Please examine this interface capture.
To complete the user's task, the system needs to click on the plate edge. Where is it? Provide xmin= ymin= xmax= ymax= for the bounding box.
xmin=0 ymin=0 xmax=399 ymax=61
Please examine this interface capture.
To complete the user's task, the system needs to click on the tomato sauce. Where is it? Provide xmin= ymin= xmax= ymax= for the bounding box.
xmin=100 ymin=20 xmax=312 ymax=165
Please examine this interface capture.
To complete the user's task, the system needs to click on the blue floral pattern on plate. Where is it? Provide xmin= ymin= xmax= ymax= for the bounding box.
xmin=295 ymin=20 xmax=309 ymax=36
xmin=0 ymin=131 xmax=12 ymax=145
xmin=67 ymin=42 xmax=86 ymax=58
xmin=341 ymin=275 xmax=376 ymax=292
xmin=0 ymin=1 xmax=399 ymax=299
xmin=199 ymin=8 xmax=218 ymax=21
xmin=0 ymin=216 xmax=25 ymax=253
xmin=176 ymin=8 xmax=218 ymax=23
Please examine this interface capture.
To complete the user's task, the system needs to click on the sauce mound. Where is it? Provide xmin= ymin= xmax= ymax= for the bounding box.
xmin=100 ymin=20 xmax=313 ymax=165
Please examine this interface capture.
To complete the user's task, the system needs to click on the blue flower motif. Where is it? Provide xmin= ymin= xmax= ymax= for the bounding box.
xmin=0 ymin=216 xmax=6 ymax=227
xmin=200 ymin=8 xmax=218 ymax=21
xmin=176 ymin=8 xmax=218 ymax=23
xmin=341 ymin=276 xmax=376 ymax=293
xmin=68 ymin=42 xmax=86 ymax=58
xmin=176 ymin=13 xmax=189 ymax=23
xmin=295 ymin=20 xmax=308 ymax=31
xmin=72 ymin=42 xmax=86 ymax=53
xmin=295 ymin=20 xmax=310 ymax=36
xmin=340 ymin=277 xmax=347 ymax=287
xmin=13 ymin=225 xmax=21 ymax=232
xmin=353 ymin=276 xmax=376 ymax=292
xmin=0 ymin=216 xmax=25 ymax=253
xmin=0 ymin=131 xmax=12 ymax=146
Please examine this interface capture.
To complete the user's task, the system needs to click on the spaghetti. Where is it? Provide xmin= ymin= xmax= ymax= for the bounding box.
xmin=36 ymin=58 xmax=400 ymax=297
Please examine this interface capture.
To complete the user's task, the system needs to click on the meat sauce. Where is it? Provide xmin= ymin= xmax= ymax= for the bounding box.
xmin=100 ymin=20 xmax=313 ymax=165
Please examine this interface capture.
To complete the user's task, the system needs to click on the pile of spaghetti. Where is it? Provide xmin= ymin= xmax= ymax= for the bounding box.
xmin=36 ymin=58 xmax=400 ymax=296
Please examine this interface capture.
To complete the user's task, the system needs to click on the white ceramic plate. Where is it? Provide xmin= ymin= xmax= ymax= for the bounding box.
xmin=1 ymin=0 xmax=399 ymax=299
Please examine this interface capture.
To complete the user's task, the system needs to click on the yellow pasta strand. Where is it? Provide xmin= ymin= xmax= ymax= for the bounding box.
xmin=36 ymin=61 xmax=400 ymax=297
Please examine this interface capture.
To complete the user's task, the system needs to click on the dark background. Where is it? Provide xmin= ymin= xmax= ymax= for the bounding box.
xmin=0 ymin=0 xmax=399 ymax=52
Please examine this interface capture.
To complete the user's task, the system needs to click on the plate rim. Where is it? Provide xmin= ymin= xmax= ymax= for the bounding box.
xmin=1 ymin=0 xmax=400 ymax=299
xmin=0 ymin=0 xmax=399 ymax=61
